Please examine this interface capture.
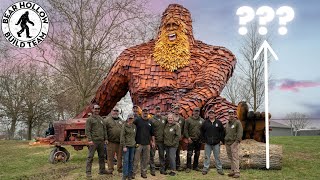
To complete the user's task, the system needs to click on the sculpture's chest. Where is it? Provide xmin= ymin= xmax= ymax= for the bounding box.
xmin=128 ymin=59 xmax=198 ymax=93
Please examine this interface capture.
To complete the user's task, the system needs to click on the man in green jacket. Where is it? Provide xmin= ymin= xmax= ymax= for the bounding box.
xmin=184 ymin=107 xmax=205 ymax=173
xmin=149 ymin=106 xmax=167 ymax=175
xmin=225 ymin=109 xmax=243 ymax=179
xmin=85 ymin=104 xmax=108 ymax=177
xmin=172 ymin=105 xmax=185 ymax=171
xmin=105 ymin=107 xmax=124 ymax=174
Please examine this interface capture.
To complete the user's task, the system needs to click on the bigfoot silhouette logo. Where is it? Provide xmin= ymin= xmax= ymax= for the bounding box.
xmin=16 ymin=11 xmax=35 ymax=38
xmin=2 ymin=1 xmax=49 ymax=48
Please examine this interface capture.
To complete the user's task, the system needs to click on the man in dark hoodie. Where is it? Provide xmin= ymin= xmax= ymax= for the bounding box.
xmin=105 ymin=107 xmax=124 ymax=174
xmin=133 ymin=107 xmax=155 ymax=179
xmin=201 ymin=109 xmax=225 ymax=175
xmin=184 ymin=107 xmax=204 ymax=173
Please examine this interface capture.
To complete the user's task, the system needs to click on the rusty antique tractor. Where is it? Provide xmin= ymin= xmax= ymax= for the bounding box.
xmin=46 ymin=118 xmax=89 ymax=164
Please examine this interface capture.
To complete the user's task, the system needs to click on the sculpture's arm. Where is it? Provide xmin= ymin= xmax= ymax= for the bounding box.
xmin=178 ymin=47 xmax=236 ymax=118
xmin=76 ymin=50 xmax=131 ymax=118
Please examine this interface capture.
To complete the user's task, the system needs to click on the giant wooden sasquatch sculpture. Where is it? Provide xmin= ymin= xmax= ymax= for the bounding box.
xmin=43 ymin=4 xmax=281 ymax=168
xmin=77 ymin=4 xmax=237 ymax=125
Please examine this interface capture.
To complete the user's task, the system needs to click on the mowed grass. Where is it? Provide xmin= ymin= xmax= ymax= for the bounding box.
xmin=0 ymin=136 xmax=320 ymax=180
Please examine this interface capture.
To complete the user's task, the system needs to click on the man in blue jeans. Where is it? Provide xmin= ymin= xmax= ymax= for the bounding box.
xmin=201 ymin=109 xmax=225 ymax=175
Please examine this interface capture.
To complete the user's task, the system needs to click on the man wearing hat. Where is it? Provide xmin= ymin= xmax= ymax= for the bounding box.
xmin=225 ymin=109 xmax=243 ymax=178
xmin=184 ymin=107 xmax=205 ymax=173
xmin=201 ymin=109 xmax=225 ymax=175
xmin=133 ymin=107 xmax=155 ymax=179
xmin=172 ymin=105 xmax=185 ymax=171
xmin=132 ymin=105 xmax=140 ymax=118
xmin=105 ymin=107 xmax=124 ymax=174
xmin=149 ymin=106 xmax=167 ymax=175
xmin=85 ymin=104 xmax=108 ymax=177
xmin=120 ymin=113 xmax=136 ymax=180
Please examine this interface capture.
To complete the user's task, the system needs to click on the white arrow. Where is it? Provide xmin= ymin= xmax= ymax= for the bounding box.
xmin=253 ymin=40 xmax=278 ymax=169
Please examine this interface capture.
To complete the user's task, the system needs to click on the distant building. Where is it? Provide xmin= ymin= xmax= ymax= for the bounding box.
xmin=270 ymin=121 xmax=292 ymax=136
xmin=297 ymin=129 xmax=320 ymax=136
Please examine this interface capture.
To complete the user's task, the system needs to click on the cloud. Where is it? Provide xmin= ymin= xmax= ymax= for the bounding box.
xmin=302 ymin=103 xmax=320 ymax=118
xmin=270 ymin=78 xmax=320 ymax=92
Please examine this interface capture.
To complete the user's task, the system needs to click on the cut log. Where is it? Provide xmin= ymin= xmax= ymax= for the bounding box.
xmin=155 ymin=139 xmax=283 ymax=170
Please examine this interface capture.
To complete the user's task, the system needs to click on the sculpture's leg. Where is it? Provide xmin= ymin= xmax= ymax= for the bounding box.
xmin=202 ymin=96 xmax=237 ymax=125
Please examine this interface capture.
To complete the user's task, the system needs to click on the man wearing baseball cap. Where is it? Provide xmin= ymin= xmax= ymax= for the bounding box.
xmin=172 ymin=105 xmax=185 ymax=171
xmin=85 ymin=104 xmax=108 ymax=177
xmin=149 ymin=106 xmax=167 ymax=175
xmin=184 ymin=107 xmax=205 ymax=173
xmin=133 ymin=107 xmax=155 ymax=178
xmin=120 ymin=113 xmax=136 ymax=180
xmin=201 ymin=109 xmax=224 ymax=175
xmin=104 ymin=106 xmax=124 ymax=174
xmin=225 ymin=109 xmax=243 ymax=178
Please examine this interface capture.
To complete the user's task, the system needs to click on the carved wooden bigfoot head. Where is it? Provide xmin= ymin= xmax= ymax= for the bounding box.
xmin=153 ymin=4 xmax=194 ymax=72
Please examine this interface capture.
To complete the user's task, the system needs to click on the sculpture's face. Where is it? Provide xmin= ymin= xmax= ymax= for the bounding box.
xmin=153 ymin=16 xmax=191 ymax=72
xmin=164 ymin=17 xmax=181 ymax=43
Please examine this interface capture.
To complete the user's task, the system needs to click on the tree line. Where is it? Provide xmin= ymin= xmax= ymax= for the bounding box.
xmin=0 ymin=0 xmax=158 ymax=140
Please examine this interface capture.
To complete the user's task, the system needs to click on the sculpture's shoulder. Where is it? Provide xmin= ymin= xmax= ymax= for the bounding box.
xmin=113 ymin=40 xmax=156 ymax=68
xmin=123 ymin=39 xmax=156 ymax=56
xmin=194 ymin=40 xmax=236 ymax=61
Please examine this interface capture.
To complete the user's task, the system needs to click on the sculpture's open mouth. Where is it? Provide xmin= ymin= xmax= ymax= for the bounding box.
xmin=168 ymin=33 xmax=176 ymax=41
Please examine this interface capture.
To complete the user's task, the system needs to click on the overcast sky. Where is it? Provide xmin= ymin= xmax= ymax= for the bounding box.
xmin=147 ymin=0 xmax=320 ymax=127
xmin=1 ymin=0 xmax=320 ymax=127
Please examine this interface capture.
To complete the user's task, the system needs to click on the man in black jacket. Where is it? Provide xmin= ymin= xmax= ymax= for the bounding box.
xmin=201 ymin=109 xmax=225 ymax=175
xmin=133 ymin=107 xmax=155 ymax=179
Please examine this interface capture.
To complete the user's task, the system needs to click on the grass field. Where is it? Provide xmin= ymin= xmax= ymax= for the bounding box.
xmin=0 ymin=136 xmax=319 ymax=180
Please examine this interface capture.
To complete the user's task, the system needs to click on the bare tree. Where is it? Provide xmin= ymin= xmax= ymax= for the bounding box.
xmin=237 ymin=23 xmax=271 ymax=112
xmin=286 ymin=112 xmax=310 ymax=136
xmin=23 ymin=0 xmax=159 ymax=115
xmin=0 ymin=62 xmax=26 ymax=139
xmin=21 ymin=64 xmax=56 ymax=140
xmin=221 ymin=75 xmax=248 ymax=104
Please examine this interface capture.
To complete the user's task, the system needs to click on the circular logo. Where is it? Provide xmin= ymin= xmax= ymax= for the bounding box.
xmin=1 ymin=1 xmax=49 ymax=48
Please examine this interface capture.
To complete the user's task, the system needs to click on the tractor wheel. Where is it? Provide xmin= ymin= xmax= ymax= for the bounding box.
xmin=48 ymin=147 xmax=58 ymax=164
xmin=49 ymin=146 xmax=70 ymax=164
xmin=58 ymin=147 xmax=70 ymax=162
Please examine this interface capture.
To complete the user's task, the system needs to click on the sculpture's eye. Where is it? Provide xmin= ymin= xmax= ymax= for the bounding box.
xmin=166 ymin=22 xmax=179 ymax=31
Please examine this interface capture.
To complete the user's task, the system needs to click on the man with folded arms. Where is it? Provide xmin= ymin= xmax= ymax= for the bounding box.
xmin=105 ymin=107 xmax=124 ymax=174
xmin=201 ymin=109 xmax=225 ymax=175
xmin=133 ymin=107 xmax=155 ymax=179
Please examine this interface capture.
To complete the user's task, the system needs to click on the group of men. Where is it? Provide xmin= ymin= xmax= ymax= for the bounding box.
xmin=85 ymin=104 xmax=243 ymax=179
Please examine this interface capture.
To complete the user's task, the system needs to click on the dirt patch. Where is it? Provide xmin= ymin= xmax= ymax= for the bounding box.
xmin=292 ymin=152 xmax=313 ymax=160
xmin=21 ymin=165 xmax=81 ymax=180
